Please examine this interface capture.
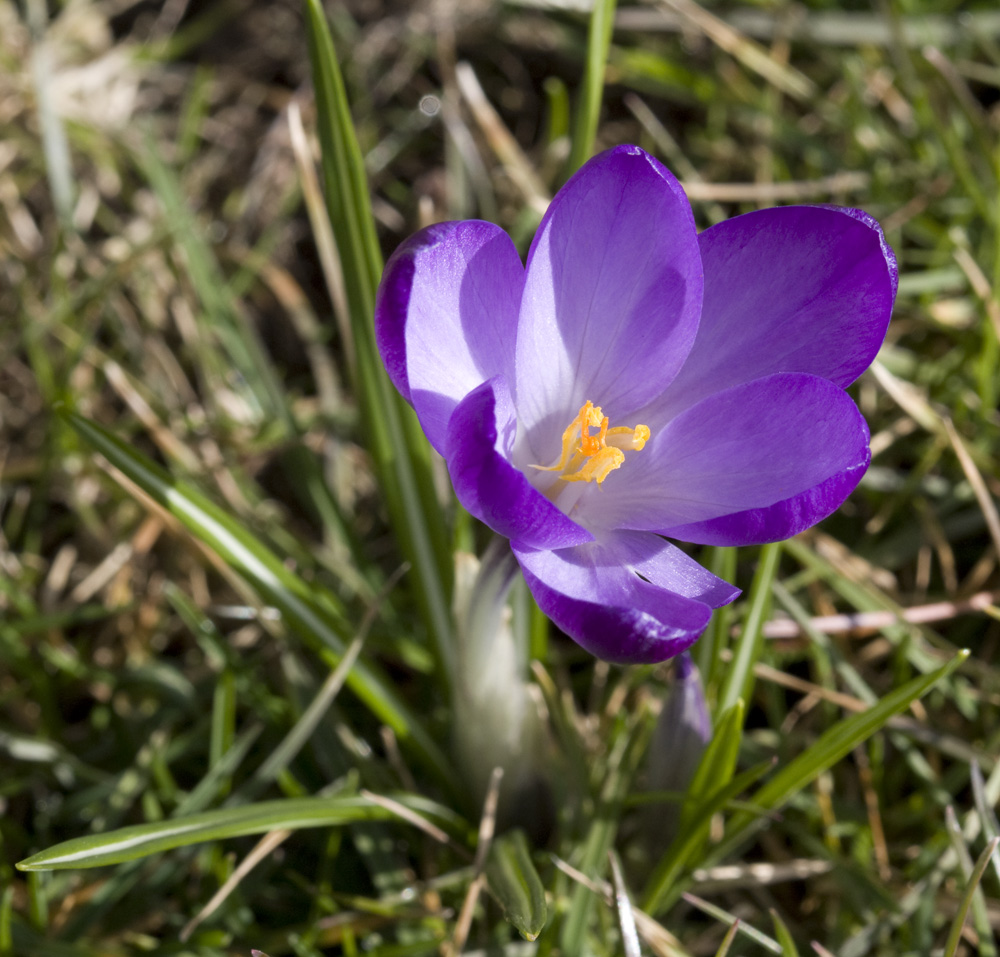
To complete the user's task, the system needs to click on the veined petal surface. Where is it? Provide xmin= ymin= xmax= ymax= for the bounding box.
xmin=513 ymin=531 xmax=738 ymax=664
xmin=374 ymin=220 xmax=523 ymax=453
xmin=589 ymin=373 xmax=870 ymax=537
xmin=514 ymin=145 xmax=703 ymax=465
xmin=648 ymin=205 xmax=896 ymax=421
xmin=446 ymin=376 xmax=593 ymax=550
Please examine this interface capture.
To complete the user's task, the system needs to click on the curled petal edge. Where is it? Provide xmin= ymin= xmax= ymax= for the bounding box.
xmin=512 ymin=533 xmax=736 ymax=665
xmin=658 ymin=450 xmax=871 ymax=547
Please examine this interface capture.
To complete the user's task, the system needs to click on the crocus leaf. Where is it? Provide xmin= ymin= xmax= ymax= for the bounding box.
xmin=303 ymin=0 xmax=455 ymax=688
xmin=484 ymin=829 xmax=547 ymax=940
xmin=643 ymin=757 xmax=772 ymax=915
xmin=679 ymin=699 xmax=745 ymax=835
xmin=716 ymin=541 xmax=781 ymax=716
xmin=18 ymin=797 xmax=395 ymax=870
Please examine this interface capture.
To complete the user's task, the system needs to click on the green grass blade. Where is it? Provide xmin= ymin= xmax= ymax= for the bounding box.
xmin=698 ymin=545 xmax=737 ymax=694
xmin=485 ymin=829 xmax=547 ymax=941
xmin=643 ymin=757 xmax=772 ymax=915
xmin=683 ymin=892 xmax=781 ymax=955
xmin=303 ymin=0 xmax=455 ymax=687
xmin=61 ymin=408 xmax=455 ymax=791
xmin=561 ymin=710 xmax=654 ymax=954
xmin=722 ymin=649 xmax=970 ymax=852
xmin=17 ymin=796 xmax=403 ymax=870
xmin=566 ymin=0 xmax=617 ymax=176
xmin=943 ymin=836 xmax=1000 ymax=957
xmin=770 ymin=909 xmax=800 ymax=957
xmin=717 ymin=541 xmax=781 ymax=717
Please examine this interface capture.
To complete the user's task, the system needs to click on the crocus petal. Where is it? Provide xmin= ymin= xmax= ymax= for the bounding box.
xmin=514 ymin=145 xmax=703 ymax=465
xmin=649 ymin=205 xmax=896 ymax=420
xmin=375 ymin=220 xmax=524 ymax=454
xmin=446 ymin=376 xmax=593 ymax=550
xmin=660 ymin=465 xmax=868 ymax=546
xmin=512 ymin=531 xmax=738 ymax=664
xmin=588 ymin=373 xmax=870 ymax=540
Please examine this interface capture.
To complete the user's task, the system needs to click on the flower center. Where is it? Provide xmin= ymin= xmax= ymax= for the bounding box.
xmin=531 ymin=400 xmax=650 ymax=486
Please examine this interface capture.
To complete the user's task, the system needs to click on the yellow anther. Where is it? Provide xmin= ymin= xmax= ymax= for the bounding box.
xmin=606 ymin=423 xmax=650 ymax=452
xmin=561 ymin=446 xmax=624 ymax=483
xmin=530 ymin=401 xmax=651 ymax=486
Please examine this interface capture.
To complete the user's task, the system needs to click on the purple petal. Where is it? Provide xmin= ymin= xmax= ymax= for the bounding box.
xmin=375 ymin=220 xmax=523 ymax=454
xmin=650 ymin=205 xmax=896 ymax=420
xmin=446 ymin=376 xmax=593 ymax=550
xmin=514 ymin=146 xmax=702 ymax=464
xmin=512 ymin=531 xmax=738 ymax=664
xmin=589 ymin=373 xmax=870 ymax=541
xmin=661 ymin=464 xmax=868 ymax=546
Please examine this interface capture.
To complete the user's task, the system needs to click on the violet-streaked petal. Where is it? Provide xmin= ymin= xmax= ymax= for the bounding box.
xmin=446 ymin=376 xmax=593 ymax=550
xmin=514 ymin=146 xmax=703 ymax=464
xmin=374 ymin=220 xmax=523 ymax=454
xmin=588 ymin=373 xmax=870 ymax=536
xmin=512 ymin=531 xmax=737 ymax=664
xmin=649 ymin=205 xmax=896 ymax=421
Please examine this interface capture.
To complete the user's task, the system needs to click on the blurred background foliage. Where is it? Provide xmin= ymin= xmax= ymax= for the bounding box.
xmin=1 ymin=0 xmax=999 ymax=955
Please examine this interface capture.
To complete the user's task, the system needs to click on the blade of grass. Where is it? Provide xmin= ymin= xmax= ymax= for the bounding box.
xmin=16 ymin=795 xmax=458 ymax=870
xmin=944 ymin=806 xmax=998 ymax=956
xmin=682 ymin=892 xmax=781 ymax=955
xmin=943 ymin=837 xmax=1000 ymax=957
xmin=771 ymin=909 xmax=801 ymax=957
xmin=566 ymin=0 xmax=617 ymax=176
xmin=718 ymin=649 xmax=969 ymax=856
xmin=698 ymin=545 xmax=737 ymax=695
xmin=304 ymin=0 xmax=455 ymax=689
xmin=643 ymin=757 xmax=773 ymax=915
xmin=61 ymin=408 xmax=455 ymax=792
xmin=717 ymin=542 xmax=781 ymax=717
xmin=561 ymin=708 xmax=655 ymax=955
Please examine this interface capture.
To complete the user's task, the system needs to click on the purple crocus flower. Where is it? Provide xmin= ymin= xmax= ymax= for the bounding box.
xmin=375 ymin=145 xmax=896 ymax=664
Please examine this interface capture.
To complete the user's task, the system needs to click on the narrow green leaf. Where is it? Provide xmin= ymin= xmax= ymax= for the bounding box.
xmin=0 ymin=885 xmax=13 ymax=954
xmin=209 ymin=669 xmax=236 ymax=796
xmin=943 ymin=837 xmax=1000 ymax=957
xmin=717 ymin=541 xmax=781 ymax=717
xmin=26 ymin=872 xmax=46 ymax=931
xmin=304 ymin=0 xmax=455 ymax=688
xmin=722 ymin=649 xmax=969 ymax=853
xmin=643 ymin=756 xmax=772 ymax=915
xmin=770 ymin=909 xmax=801 ymax=957
xmin=61 ymin=409 xmax=455 ymax=791
xmin=698 ymin=545 xmax=737 ymax=693
xmin=17 ymin=797 xmax=396 ymax=870
xmin=567 ymin=0 xmax=618 ymax=175
xmin=561 ymin=710 xmax=654 ymax=954
xmin=670 ymin=699 xmax=744 ymax=854
xmin=485 ymin=829 xmax=547 ymax=941
xmin=943 ymin=805 xmax=998 ymax=957
xmin=684 ymin=892 xmax=781 ymax=955
xmin=713 ymin=920 xmax=740 ymax=957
